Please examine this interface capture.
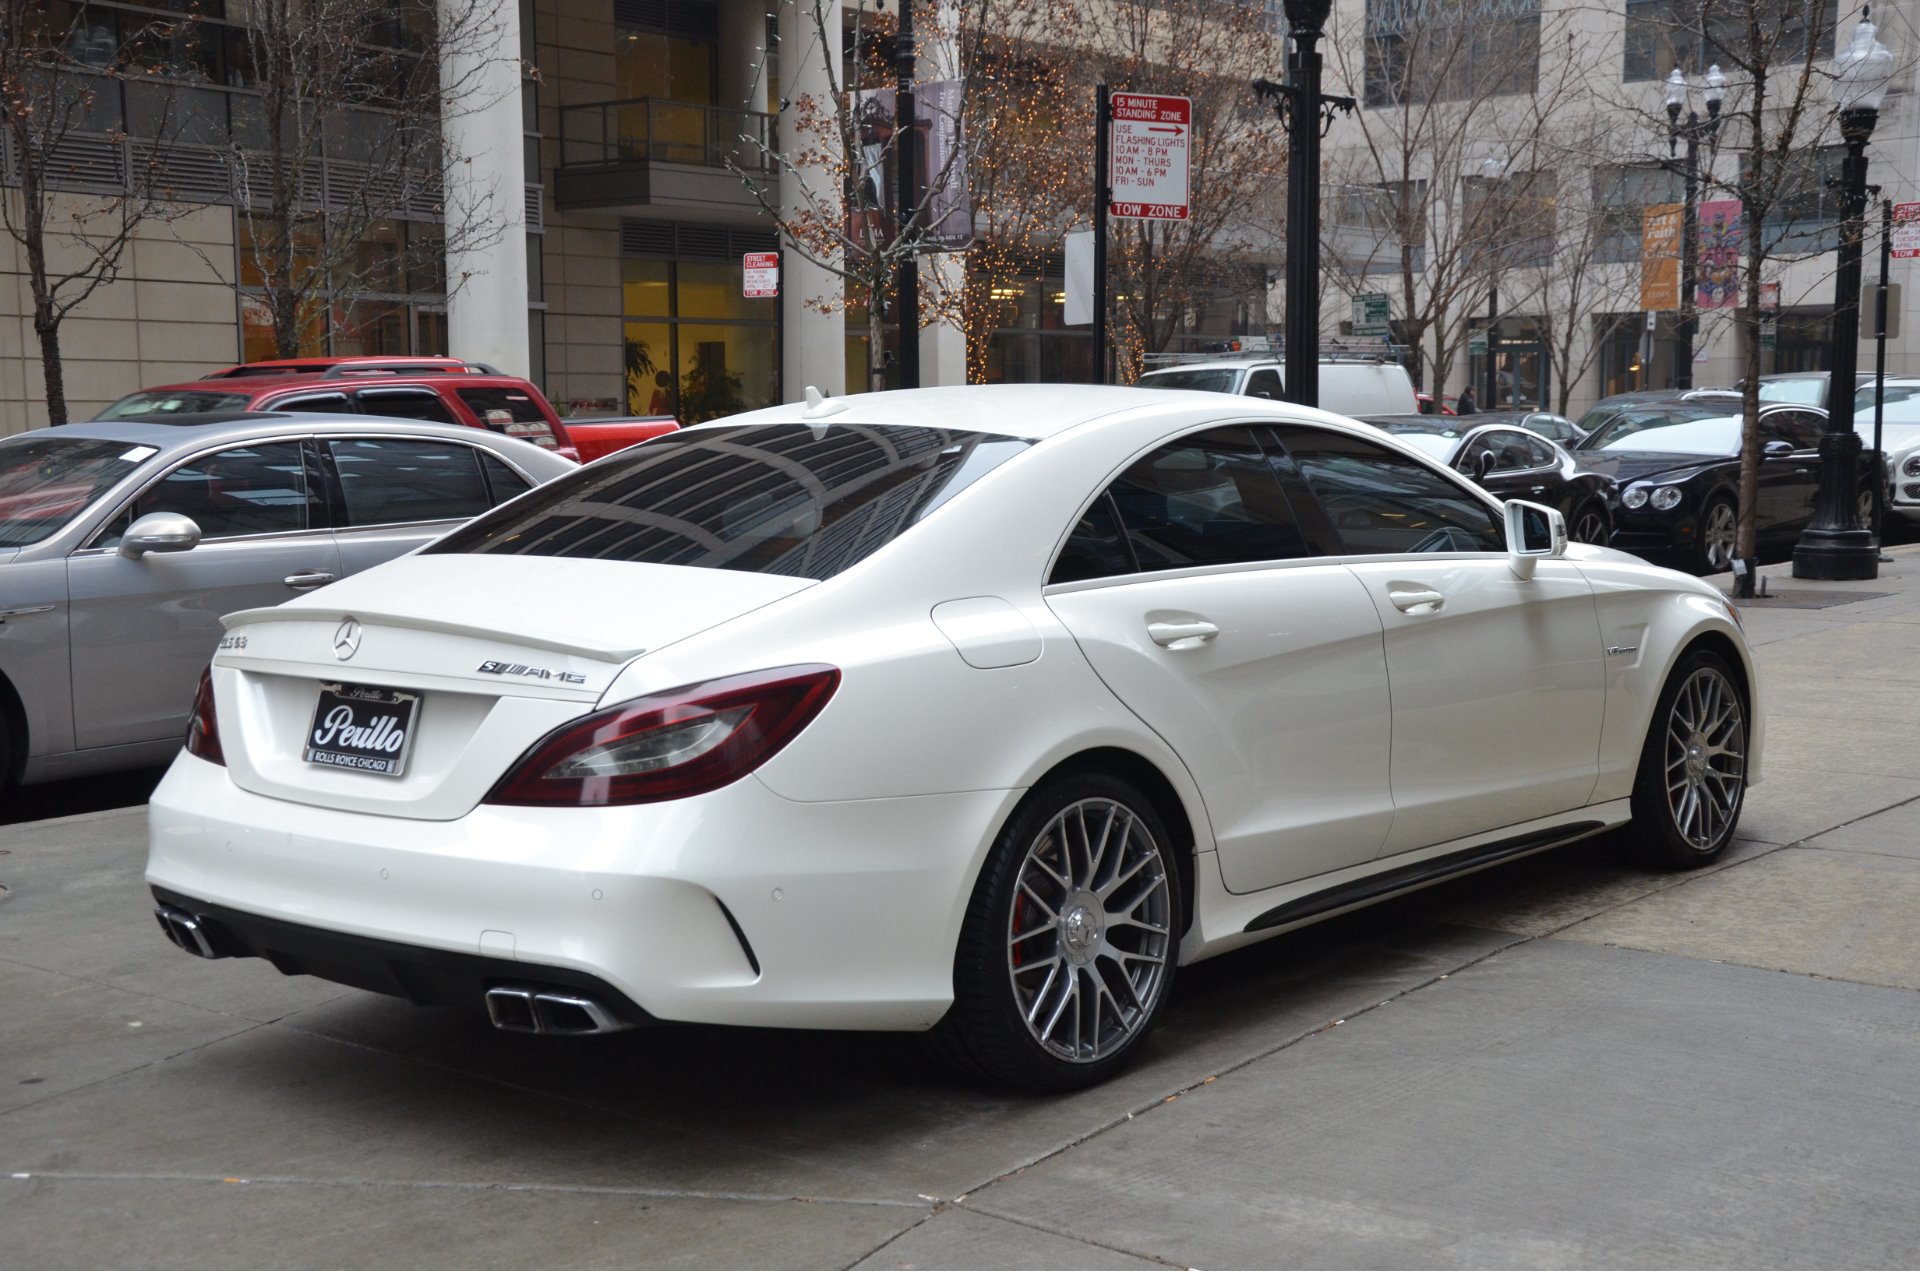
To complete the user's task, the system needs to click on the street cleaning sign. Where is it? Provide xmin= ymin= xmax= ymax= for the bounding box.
xmin=1892 ymin=202 xmax=1920 ymax=259
xmin=1109 ymin=93 xmax=1191 ymax=221
xmin=742 ymin=251 xmax=779 ymax=298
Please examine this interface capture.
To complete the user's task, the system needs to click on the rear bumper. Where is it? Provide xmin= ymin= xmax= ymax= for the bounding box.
xmin=147 ymin=753 xmax=1018 ymax=1031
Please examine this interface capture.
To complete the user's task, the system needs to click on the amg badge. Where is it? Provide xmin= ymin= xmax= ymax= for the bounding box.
xmin=478 ymin=659 xmax=587 ymax=685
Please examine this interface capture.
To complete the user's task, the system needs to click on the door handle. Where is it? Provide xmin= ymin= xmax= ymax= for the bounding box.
xmin=1147 ymin=620 xmax=1219 ymax=648
xmin=283 ymin=570 xmax=336 ymax=591
xmin=1529 ymin=485 xmax=1548 ymax=495
xmin=1388 ymin=586 xmax=1445 ymax=614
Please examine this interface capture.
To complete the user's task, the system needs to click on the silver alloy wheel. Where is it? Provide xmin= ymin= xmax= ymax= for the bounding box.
xmin=1006 ymin=797 xmax=1172 ymax=1064
xmin=1664 ymin=665 xmax=1747 ymax=850
xmin=1571 ymin=504 xmax=1609 ymax=545
xmin=1701 ymin=500 xmax=1737 ymax=571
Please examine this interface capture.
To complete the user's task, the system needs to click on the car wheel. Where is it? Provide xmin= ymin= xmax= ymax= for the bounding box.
xmin=1626 ymin=649 xmax=1748 ymax=869
xmin=930 ymin=771 xmax=1181 ymax=1092
xmin=1690 ymin=495 xmax=1737 ymax=574
xmin=1569 ymin=500 xmax=1610 ymax=546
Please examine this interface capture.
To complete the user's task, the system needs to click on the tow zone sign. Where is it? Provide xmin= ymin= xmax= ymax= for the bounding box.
xmin=1109 ymin=93 xmax=1190 ymax=221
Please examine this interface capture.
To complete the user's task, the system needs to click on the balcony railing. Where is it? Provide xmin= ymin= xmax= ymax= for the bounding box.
xmin=557 ymin=98 xmax=775 ymax=174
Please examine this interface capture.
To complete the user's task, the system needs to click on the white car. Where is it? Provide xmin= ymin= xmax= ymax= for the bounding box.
xmin=147 ymin=385 xmax=1759 ymax=1091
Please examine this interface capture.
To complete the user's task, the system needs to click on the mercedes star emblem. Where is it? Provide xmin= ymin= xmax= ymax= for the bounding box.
xmin=332 ymin=618 xmax=363 ymax=661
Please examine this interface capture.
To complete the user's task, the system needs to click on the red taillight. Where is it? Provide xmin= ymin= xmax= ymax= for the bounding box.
xmin=484 ymin=665 xmax=840 ymax=807
xmin=186 ymin=667 xmax=225 ymax=766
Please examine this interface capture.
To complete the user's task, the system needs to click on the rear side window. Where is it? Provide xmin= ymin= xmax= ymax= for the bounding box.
xmin=327 ymin=438 xmax=490 ymax=526
xmin=480 ymin=453 xmax=533 ymax=503
xmin=1107 ymin=426 xmax=1311 ymax=571
xmin=1276 ymin=426 xmax=1503 ymax=554
xmin=1051 ymin=492 xmax=1135 ymax=584
xmin=1244 ymin=369 xmax=1283 ymax=399
xmin=457 ymin=387 xmax=558 ymax=447
xmin=429 ymin=423 xmax=1029 ymax=580
xmin=354 ymin=389 xmax=459 ymax=425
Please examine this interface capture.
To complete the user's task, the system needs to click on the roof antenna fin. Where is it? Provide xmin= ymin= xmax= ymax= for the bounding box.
xmin=801 ymin=385 xmax=850 ymax=424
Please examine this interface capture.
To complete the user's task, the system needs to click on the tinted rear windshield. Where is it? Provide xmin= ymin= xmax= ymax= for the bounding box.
xmin=1138 ymin=368 xmax=1240 ymax=394
xmin=1579 ymin=405 xmax=1726 ymax=451
xmin=428 ymin=423 xmax=1029 ymax=579
xmin=98 ymin=390 xmax=252 ymax=419
xmin=0 ymin=436 xmax=158 ymax=547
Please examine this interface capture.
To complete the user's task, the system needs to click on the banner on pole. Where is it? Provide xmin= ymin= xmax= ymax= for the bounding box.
xmin=1696 ymin=199 xmax=1741 ymax=308
xmin=1640 ymin=204 xmax=1681 ymax=311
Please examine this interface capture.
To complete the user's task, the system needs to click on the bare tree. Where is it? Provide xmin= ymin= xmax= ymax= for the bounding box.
xmin=209 ymin=0 xmax=516 ymax=358
xmin=737 ymin=0 xmax=974 ymax=393
xmin=0 ymin=2 xmax=194 ymax=424
xmin=1322 ymin=2 xmax=1589 ymax=400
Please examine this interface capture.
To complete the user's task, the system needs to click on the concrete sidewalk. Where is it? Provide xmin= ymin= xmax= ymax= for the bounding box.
xmin=3 ymin=551 xmax=1919 ymax=1270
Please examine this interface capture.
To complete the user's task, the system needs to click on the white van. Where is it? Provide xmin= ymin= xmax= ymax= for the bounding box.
xmin=1136 ymin=357 xmax=1419 ymax=417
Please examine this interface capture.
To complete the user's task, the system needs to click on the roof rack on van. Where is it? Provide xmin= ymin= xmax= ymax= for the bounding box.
xmin=1141 ymin=338 xmax=1409 ymax=368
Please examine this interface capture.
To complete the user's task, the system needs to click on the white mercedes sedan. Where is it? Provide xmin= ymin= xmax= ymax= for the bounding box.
xmin=148 ymin=385 xmax=1759 ymax=1091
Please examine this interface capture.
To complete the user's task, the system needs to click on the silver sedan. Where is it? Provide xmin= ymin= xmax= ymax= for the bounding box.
xmin=0 ymin=413 xmax=576 ymax=792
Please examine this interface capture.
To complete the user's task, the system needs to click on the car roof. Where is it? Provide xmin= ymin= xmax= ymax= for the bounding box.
xmin=45 ymin=412 xmax=546 ymax=451
xmin=123 ymin=373 xmax=526 ymax=397
xmin=1138 ymin=357 xmax=1392 ymax=372
xmin=706 ymin=383 xmax=1374 ymax=443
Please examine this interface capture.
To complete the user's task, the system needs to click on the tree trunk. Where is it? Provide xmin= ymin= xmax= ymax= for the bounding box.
xmin=869 ymin=279 xmax=887 ymax=394
xmin=33 ymin=316 xmax=69 ymax=427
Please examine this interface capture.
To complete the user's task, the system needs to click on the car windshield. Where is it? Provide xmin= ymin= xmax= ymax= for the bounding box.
xmin=1758 ymin=377 xmax=1828 ymax=406
xmin=98 ymin=390 xmax=253 ymax=419
xmin=0 ymin=435 xmax=159 ymax=547
xmin=1593 ymin=414 xmax=1741 ymax=457
xmin=1138 ymin=368 xmax=1241 ymax=393
xmin=1580 ymin=404 xmax=1727 ymax=451
xmin=429 ymin=423 xmax=1030 ymax=580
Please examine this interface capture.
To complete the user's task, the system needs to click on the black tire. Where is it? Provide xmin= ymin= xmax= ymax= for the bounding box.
xmin=1625 ymin=648 xmax=1748 ymax=869
xmin=929 ymin=771 xmax=1182 ymax=1093
xmin=1689 ymin=494 xmax=1738 ymax=575
xmin=1568 ymin=499 xmax=1611 ymax=546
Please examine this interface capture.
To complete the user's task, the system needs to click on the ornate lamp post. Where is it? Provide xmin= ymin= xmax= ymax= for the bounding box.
xmin=1662 ymin=63 xmax=1725 ymax=390
xmin=1253 ymin=0 xmax=1351 ymax=409
xmin=1794 ymin=8 xmax=1894 ymax=580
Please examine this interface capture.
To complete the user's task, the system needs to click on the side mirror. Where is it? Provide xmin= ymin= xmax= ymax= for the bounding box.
xmin=1503 ymin=499 xmax=1566 ymax=581
xmin=1474 ymin=450 xmax=1497 ymax=480
xmin=1762 ymin=439 xmax=1794 ymax=457
xmin=119 ymin=512 xmax=202 ymax=559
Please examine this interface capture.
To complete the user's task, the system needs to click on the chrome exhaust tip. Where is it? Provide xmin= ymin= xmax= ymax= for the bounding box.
xmin=484 ymin=986 xmax=629 ymax=1035
xmin=153 ymin=905 xmax=226 ymax=959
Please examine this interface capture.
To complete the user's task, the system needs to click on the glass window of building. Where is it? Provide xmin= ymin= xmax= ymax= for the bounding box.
xmin=623 ymin=255 xmax=780 ymax=421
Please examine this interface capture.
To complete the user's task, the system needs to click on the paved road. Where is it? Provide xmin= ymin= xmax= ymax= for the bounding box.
xmin=4 ymin=552 xmax=1919 ymax=1270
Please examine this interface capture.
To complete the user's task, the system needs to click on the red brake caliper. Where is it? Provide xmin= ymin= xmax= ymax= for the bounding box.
xmin=1011 ymin=892 xmax=1026 ymax=968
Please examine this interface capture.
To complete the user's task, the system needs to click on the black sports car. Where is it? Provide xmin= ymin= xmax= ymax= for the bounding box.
xmin=1358 ymin=415 xmax=1616 ymax=543
xmin=1571 ymin=396 xmax=1876 ymax=574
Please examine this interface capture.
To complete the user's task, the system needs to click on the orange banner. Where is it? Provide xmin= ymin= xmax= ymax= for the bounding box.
xmin=1640 ymin=203 xmax=1682 ymax=311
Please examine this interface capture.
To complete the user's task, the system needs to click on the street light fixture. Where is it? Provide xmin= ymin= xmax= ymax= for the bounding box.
xmin=1252 ymin=0 xmax=1353 ymax=408
xmin=1794 ymin=7 xmax=1894 ymax=581
xmin=1661 ymin=63 xmax=1724 ymax=391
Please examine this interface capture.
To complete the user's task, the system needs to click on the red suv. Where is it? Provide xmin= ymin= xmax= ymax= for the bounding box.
xmin=97 ymin=357 xmax=678 ymax=463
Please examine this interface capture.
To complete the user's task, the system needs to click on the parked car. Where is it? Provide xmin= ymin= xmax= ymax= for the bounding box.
xmin=1510 ymin=409 xmax=1588 ymax=447
xmin=95 ymin=357 xmax=680 ymax=464
xmin=1357 ymin=414 xmax=1615 ymax=543
xmin=1415 ymin=392 xmax=1456 ymax=416
xmin=1136 ymin=356 xmax=1419 ymax=415
xmin=0 ymin=413 xmax=575 ymax=793
xmin=148 ymin=384 xmax=1756 ymax=1092
xmin=1572 ymin=395 xmax=1875 ymax=573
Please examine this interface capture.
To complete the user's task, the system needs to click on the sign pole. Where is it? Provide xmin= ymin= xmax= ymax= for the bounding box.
xmin=1093 ymin=84 xmax=1109 ymax=385
xmin=893 ymin=0 xmax=921 ymax=389
xmin=1875 ymin=196 xmax=1892 ymax=542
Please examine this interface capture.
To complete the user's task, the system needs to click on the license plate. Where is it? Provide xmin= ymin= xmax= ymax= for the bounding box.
xmin=303 ymin=683 xmax=420 ymax=777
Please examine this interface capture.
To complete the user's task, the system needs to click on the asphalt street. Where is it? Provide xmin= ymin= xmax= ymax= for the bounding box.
xmin=4 ymin=549 xmax=1920 ymax=1270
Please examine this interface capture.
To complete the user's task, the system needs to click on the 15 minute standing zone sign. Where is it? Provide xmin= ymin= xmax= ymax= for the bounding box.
xmin=1109 ymin=93 xmax=1192 ymax=221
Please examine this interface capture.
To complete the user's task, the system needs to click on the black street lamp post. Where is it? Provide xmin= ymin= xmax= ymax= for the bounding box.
xmin=1794 ymin=9 xmax=1893 ymax=580
xmin=1253 ymin=0 xmax=1351 ymax=409
xmin=1662 ymin=65 xmax=1725 ymax=391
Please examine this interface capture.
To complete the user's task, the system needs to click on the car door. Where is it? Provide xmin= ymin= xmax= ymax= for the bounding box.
xmin=66 ymin=438 xmax=337 ymax=750
xmin=1272 ymin=424 xmax=1606 ymax=854
xmin=1043 ymin=425 xmax=1395 ymax=894
xmin=322 ymin=434 xmax=502 ymax=577
xmin=1758 ymin=408 xmax=1827 ymax=536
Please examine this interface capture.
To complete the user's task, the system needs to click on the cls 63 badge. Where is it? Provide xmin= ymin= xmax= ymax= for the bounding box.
xmin=478 ymin=659 xmax=586 ymax=684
